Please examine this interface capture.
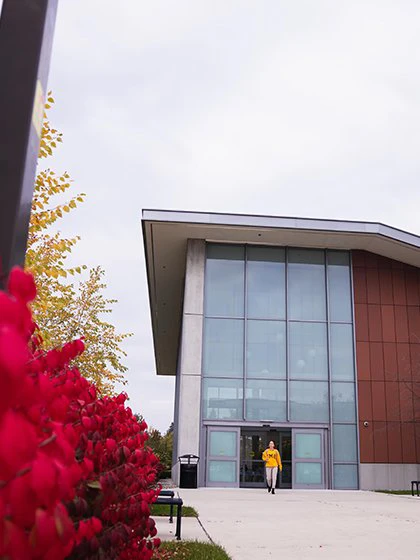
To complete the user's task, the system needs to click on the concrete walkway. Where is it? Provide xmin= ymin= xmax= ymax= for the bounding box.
xmin=153 ymin=516 xmax=209 ymax=542
xmin=170 ymin=488 xmax=420 ymax=560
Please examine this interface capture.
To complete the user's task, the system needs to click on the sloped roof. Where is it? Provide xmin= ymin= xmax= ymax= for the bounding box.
xmin=142 ymin=210 xmax=420 ymax=375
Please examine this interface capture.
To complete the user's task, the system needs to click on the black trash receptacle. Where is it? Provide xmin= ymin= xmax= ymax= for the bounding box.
xmin=179 ymin=454 xmax=199 ymax=488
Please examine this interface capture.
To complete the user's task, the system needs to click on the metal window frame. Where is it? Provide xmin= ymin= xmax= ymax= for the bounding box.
xmin=293 ymin=428 xmax=328 ymax=489
xmin=202 ymin=317 xmax=245 ymax=378
xmin=244 ymin=378 xmax=287 ymax=423
xmin=205 ymin=426 xmax=241 ymax=487
xmin=202 ymin=377 xmax=244 ymax=421
xmin=325 ymin=248 xmax=334 ymax=489
xmin=245 ymin=318 xmax=287 ymax=379
xmin=349 ymin=251 xmax=361 ymax=490
xmin=200 ymin=243 xmax=359 ymax=489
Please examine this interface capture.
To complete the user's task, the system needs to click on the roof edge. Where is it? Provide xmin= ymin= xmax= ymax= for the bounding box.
xmin=141 ymin=209 xmax=420 ymax=251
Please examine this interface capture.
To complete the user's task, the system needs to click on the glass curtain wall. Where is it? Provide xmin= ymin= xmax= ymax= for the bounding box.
xmin=202 ymin=244 xmax=358 ymax=489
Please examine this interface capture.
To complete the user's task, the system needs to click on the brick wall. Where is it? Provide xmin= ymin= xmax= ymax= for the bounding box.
xmin=353 ymin=250 xmax=420 ymax=463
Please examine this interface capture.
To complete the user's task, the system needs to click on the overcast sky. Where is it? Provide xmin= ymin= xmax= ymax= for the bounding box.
xmin=37 ymin=0 xmax=420 ymax=431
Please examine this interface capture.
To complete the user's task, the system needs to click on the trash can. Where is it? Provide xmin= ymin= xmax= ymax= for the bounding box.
xmin=179 ymin=454 xmax=199 ymax=488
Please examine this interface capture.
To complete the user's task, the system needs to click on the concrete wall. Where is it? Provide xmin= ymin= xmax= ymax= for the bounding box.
xmin=360 ymin=463 xmax=420 ymax=490
xmin=171 ymin=239 xmax=205 ymax=484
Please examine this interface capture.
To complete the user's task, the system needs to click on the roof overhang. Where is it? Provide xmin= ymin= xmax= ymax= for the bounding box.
xmin=142 ymin=210 xmax=420 ymax=376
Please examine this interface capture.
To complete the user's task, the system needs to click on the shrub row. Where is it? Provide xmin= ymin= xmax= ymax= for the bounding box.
xmin=0 ymin=268 xmax=161 ymax=559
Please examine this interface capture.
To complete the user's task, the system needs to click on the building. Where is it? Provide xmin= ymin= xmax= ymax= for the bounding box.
xmin=142 ymin=210 xmax=420 ymax=490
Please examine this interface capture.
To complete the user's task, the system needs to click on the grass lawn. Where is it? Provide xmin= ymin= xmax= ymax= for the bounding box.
xmin=155 ymin=541 xmax=231 ymax=559
xmin=376 ymin=490 xmax=417 ymax=495
xmin=151 ymin=504 xmax=198 ymax=517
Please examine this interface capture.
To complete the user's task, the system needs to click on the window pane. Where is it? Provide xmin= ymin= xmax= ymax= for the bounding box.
xmin=208 ymin=460 xmax=237 ymax=483
xmin=290 ymin=381 xmax=329 ymax=422
xmin=296 ymin=463 xmax=322 ymax=484
xmin=289 ymin=322 xmax=328 ymax=379
xmin=245 ymin=380 xmax=286 ymax=421
xmin=209 ymin=431 xmax=237 ymax=457
xmin=332 ymin=383 xmax=356 ymax=422
xmin=203 ymin=379 xmax=243 ymax=420
xmin=295 ymin=433 xmax=321 ymax=459
xmin=328 ymin=252 xmax=352 ymax=322
xmin=246 ymin=320 xmax=286 ymax=378
xmin=205 ymin=244 xmax=244 ymax=317
xmin=333 ymin=424 xmax=358 ymax=462
xmin=288 ymin=249 xmax=326 ymax=320
xmin=334 ymin=464 xmax=358 ymax=489
xmin=247 ymin=247 xmax=285 ymax=319
xmin=203 ymin=319 xmax=243 ymax=377
xmin=330 ymin=324 xmax=355 ymax=381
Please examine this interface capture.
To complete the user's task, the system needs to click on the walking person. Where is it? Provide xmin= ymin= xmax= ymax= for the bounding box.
xmin=262 ymin=440 xmax=282 ymax=494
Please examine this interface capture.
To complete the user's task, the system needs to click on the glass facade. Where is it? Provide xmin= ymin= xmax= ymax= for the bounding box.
xmin=202 ymin=244 xmax=358 ymax=489
xmin=245 ymin=380 xmax=287 ymax=421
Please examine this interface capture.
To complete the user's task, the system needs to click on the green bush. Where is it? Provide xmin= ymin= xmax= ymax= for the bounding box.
xmin=144 ymin=423 xmax=173 ymax=473
xmin=158 ymin=470 xmax=172 ymax=479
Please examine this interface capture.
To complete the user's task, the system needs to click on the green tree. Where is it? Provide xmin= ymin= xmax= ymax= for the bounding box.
xmin=146 ymin=424 xmax=174 ymax=475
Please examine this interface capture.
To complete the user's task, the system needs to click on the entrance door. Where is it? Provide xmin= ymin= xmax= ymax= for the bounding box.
xmin=240 ymin=430 xmax=266 ymax=487
xmin=292 ymin=429 xmax=326 ymax=489
xmin=206 ymin=428 xmax=240 ymax=487
xmin=278 ymin=431 xmax=292 ymax=488
xmin=240 ymin=429 xmax=292 ymax=488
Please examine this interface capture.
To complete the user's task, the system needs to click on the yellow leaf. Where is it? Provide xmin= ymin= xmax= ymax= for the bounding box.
xmin=26 ymin=99 xmax=131 ymax=395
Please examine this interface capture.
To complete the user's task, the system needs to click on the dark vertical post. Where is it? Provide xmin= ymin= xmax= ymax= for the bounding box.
xmin=0 ymin=0 xmax=58 ymax=287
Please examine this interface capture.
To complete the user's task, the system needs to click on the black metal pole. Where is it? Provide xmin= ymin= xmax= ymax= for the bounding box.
xmin=0 ymin=0 xmax=58 ymax=287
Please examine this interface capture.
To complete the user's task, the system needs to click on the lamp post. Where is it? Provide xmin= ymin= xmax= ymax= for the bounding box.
xmin=0 ymin=0 xmax=58 ymax=288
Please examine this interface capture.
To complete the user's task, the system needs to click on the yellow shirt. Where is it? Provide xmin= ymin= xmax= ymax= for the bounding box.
xmin=262 ymin=448 xmax=282 ymax=470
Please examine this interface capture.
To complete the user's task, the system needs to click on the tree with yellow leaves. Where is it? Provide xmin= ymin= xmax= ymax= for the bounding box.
xmin=25 ymin=96 xmax=130 ymax=394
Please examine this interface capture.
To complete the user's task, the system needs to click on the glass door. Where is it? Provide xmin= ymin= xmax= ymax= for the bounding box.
xmin=278 ymin=431 xmax=292 ymax=488
xmin=240 ymin=429 xmax=292 ymax=488
xmin=240 ymin=431 xmax=266 ymax=487
xmin=292 ymin=429 xmax=326 ymax=489
xmin=206 ymin=427 xmax=240 ymax=487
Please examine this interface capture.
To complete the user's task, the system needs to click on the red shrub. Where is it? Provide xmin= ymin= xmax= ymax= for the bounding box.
xmin=0 ymin=268 xmax=161 ymax=559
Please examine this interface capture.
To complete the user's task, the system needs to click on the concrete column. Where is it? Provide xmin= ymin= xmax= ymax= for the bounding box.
xmin=172 ymin=239 xmax=205 ymax=485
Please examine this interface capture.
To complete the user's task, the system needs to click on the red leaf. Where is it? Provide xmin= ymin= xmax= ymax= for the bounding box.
xmin=8 ymin=475 xmax=38 ymax=527
xmin=0 ymin=325 xmax=29 ymax=380
xmin=0 ymin=410 xmax=38 ymax=479
xmin=3 ymin=520 xmax=31 ymax=559
xmin=7 ymin=267 xmax=37 ymax=303
xmin=31 ymin=508 xmax=59 ymax=553
xmin=31 ymin=452 xmax=58 ymax=507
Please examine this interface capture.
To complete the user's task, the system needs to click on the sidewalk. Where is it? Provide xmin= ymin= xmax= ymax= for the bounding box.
xmin=152 ymin=516 xmax=209 ymax=542
xmin=162 ymin=488 xmax=420 ymax=560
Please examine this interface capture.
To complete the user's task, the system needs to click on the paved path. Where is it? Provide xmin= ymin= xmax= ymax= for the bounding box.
xmin=153 ymin=516 xmax=209 ymax=542
xmin=174 ymin=489 xmax=420 ymax=560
